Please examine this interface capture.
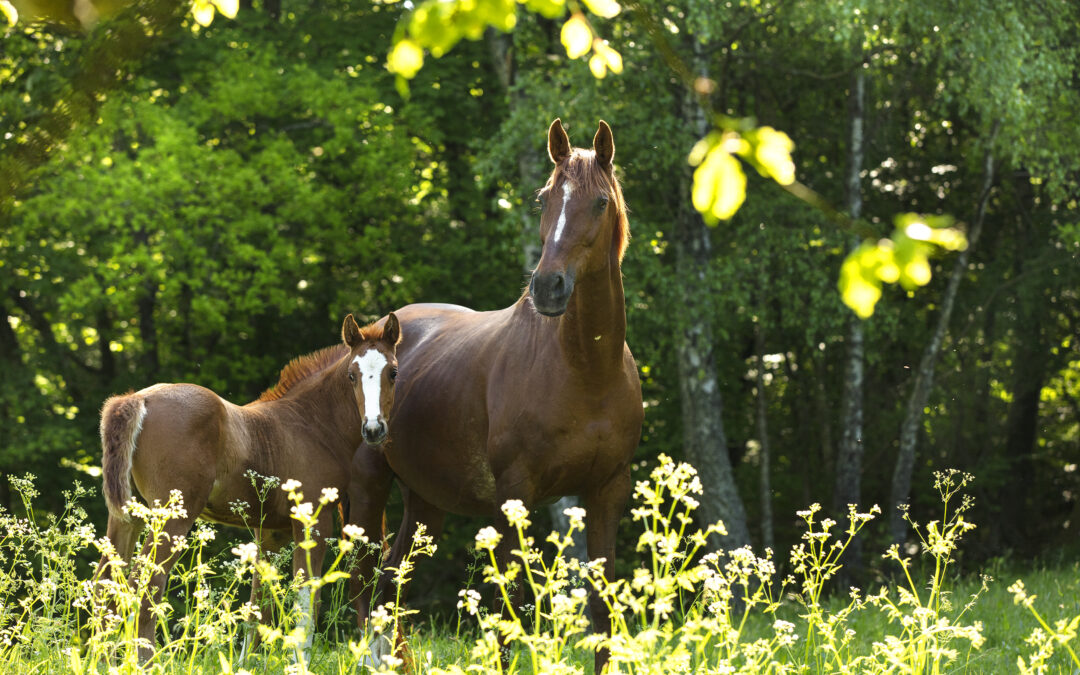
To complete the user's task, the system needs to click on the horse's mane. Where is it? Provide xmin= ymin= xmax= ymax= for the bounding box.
xmin=257 ymin=344 xmax=349 ymax=402
xmin=546 ymin=148 xmax=630 ymax=262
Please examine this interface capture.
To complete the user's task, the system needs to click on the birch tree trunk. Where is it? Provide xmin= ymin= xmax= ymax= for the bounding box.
xmin=672 ymin=43 xmax=750 ymax=549
xmin=888 ymin=124 xmax=999 ymax=546
xmin=834 ymin=63 xmax=867 ymax=578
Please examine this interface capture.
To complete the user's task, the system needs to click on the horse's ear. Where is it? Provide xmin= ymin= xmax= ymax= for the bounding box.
xmin=593 ymin=120 xmax=614 ymax=168
xmin=548 ymin=118 xmax=571 ymax=164
xmin=342 ymin=313 xmax=361 ymax=348
xmin=382 ymin=312 xmax=402 ymax=348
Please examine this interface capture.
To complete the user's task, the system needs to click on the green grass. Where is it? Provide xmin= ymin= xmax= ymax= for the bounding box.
xmin=1 ymin=462 xmax=1078 ymax=673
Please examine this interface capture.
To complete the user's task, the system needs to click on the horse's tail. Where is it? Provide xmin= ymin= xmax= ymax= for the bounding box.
xmin=100 ymin=394 xmax=147 ymax=520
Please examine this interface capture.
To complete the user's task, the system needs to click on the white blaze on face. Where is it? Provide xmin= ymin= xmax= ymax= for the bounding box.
xmin=552 ymin=181 xmax=573 ymax=243
xmin=353 ymin=349 xmax=388 ymax=425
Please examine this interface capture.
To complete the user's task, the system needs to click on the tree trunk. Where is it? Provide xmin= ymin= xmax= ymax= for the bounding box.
xmin=888 ymin=123 xmax=999 ymax=546
xmin=834 ymin=63 xmax=867 ymax=578
xmin=754 ymin=318 xmax=774 ymax=551
xmin=672 ymin=44 xmax=750 ymax=551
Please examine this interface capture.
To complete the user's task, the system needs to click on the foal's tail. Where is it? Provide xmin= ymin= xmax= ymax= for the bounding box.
xmin=100 ymin=394 xmax=147 ymax=520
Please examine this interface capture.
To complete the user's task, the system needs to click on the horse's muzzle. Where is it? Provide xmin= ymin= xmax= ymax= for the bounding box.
xmin=362 ymin=418 xmax=388 ymax=445
xmin=529 ymin=269 xmax=575 ymax=317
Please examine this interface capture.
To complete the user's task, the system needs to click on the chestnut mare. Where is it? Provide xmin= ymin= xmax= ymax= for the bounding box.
xmin=95 ymin=313 xmax=401 ymax=660
xmin=349 ymin=120 xmax=643 ymax=672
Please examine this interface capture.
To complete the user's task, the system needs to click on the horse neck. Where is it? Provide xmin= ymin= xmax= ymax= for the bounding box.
xmin=558 ymin=254 xmax=627 ymax=373
xmin=272 ymin=360 xmax=363 ymax=454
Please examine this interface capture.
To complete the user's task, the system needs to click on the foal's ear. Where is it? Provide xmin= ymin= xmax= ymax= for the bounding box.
xmin=593 ymin=120 xmax=614 ymax=168
xmin=342 ymin=313 xmax=361 ymax=348
xmin=548 ymin=118 xmax=571 ymax=164
xmin=382 ymin=312 xmax=402 ymax=348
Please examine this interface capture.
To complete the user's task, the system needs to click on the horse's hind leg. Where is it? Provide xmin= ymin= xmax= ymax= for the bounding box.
xmin=95 ymin=513 xmax=145 ymax=582
xmin=91 ymin=513 xmax=145 ymax=653
xmin=132 ymin=510 xmax=200 ymax=662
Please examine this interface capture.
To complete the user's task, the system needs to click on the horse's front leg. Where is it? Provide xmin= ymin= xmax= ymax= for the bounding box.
xmin=291 ymin=508 xmax=333 ymax=658
xmin=240 ymin=527 xmax=290 ymax=661
xmin=492 ymin=501 xmax=528 ymax=670
xmin=347 ymin=443 xmax=395 ymax=627
xmin=366 ymin=487 xmax=444 ymax=668
xmin=584 ymin=468 xmax=632 ymax=675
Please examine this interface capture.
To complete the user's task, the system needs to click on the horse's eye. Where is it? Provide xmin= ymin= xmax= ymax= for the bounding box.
xmin=537 ymin=193 xmax=547 ymax=210
xmin=594 ymin=196 xmax=609 ymax=214
xmin=348 ymin=370 xmax=356 ymax=383
xmin=389 ymin=368 xmax=398 ymax=382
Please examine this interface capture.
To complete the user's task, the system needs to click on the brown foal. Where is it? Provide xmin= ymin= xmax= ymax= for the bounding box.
xmin=95 ymin=313 xmax=400 ymax=660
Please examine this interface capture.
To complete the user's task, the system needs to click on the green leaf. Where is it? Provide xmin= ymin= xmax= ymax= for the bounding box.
xmin=691 ymin=144 xmax=746 ymax=223
xmin=191 ymin=0 xmax=216 ymax=27
xmin=524 ymin=0 xmax=566 ymax=20
xmin=750 ymin=126 xmax=796 ymax=185
xmin=1 ymin=0 xmax=18 ymax=25
xmin=582 ymin=0 xmax=620 ymax=19
xmin=839 ymin=245 xmax=883 ymax=319
xmin=388 ymin=39 xmax=425 ymax=79
xmin=211 ymin=0 xmax=239 ymax=19
xmin=561 ymin=14 xmax=592 ymax=59
xmin=322 ymin=570 xmax=351 ymax=584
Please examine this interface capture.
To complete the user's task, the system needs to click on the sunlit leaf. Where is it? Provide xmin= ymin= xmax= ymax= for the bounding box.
xmin=524 ymin=0 xmax=566 ymax=19
xmin=583 ymin=0 xmax=620 ymax=19
xmin=211 ymin=0 xmax=239 ymax=19
xmin=1 ymin=0 xmax=18 ymax=25
xmin=191 ymin=0 xmax=216 ymax=27
xmin=561 ymin=14 xmax=592 ymax=59
xmin=839 ymin=247 xmax=882 ymax=318
xmin=589 ymin=54 xmax=607 ymax=78
xmin=594 ymin=40 xmax=623 ymax=74
xmin=388 ymin=39 xmax=425 ymax=79
xmin=752 ymin=126 xmax=795 ymax=185
xmin=902 ymin=254 xmax=932 ymax=288
xmin=691 ymin=145 xmax=746 ymax=222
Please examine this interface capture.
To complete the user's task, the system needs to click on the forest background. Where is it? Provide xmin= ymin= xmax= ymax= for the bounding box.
xmin=1 ymin=0 xmax=1078 ymax=617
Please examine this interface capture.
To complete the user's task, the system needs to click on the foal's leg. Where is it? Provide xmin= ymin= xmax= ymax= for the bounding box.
xmin=95 ymin=514 xmax=145 ymax=582
xmin=240 ymin=527 xmax=291 ymax=660
xmin=583 ymin=469 xmax=633 ymax=675
xmin=347 ymin=444 xmax=395 ymax=626
xmin=291 ymin=508 xmax=334 ymax=656
xmin=132 ymin=511 xmax=201 ymax=662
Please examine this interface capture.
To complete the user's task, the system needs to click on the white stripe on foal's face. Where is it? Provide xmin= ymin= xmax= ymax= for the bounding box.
xmin=352 ymin=349 xmax=388 ymax=424
xmin=552 ymin=181 xmax=573 ymax=243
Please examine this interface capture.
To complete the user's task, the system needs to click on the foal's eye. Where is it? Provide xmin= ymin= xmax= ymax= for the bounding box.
xmin=389 ymin=368 xmax=398 ymax=382
xmin=348 ymin=371 xmax=356 ymax=383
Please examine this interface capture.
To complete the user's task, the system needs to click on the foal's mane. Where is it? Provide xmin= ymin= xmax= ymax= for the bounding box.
xmin=257 ymin=344 xmax=348 ymax=402
xmin=257 ymin=321 xmax=390 ymax=402
xmin=546 ymin=148 xmax=630 ymax=261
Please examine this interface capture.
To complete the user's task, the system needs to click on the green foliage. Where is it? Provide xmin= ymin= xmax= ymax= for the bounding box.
xmin=839 ymin=214 xmax=967 ymax=318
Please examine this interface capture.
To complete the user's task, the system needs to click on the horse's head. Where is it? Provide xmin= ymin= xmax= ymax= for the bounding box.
xmin=342 ymin=312 xmax=401 ymax=445
xmin=529 ymin=118 xmax=628 ymax=317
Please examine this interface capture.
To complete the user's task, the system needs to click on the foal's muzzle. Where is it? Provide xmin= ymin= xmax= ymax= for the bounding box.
xmin=529 ymin=269 xmax=575 ymax=317
xmin=362 ymin=417 xmax=388 ymax=445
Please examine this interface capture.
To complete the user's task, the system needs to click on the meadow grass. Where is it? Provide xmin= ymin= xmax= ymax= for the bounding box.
xmin=0 ymin=460 xmax=1077 ymax=674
